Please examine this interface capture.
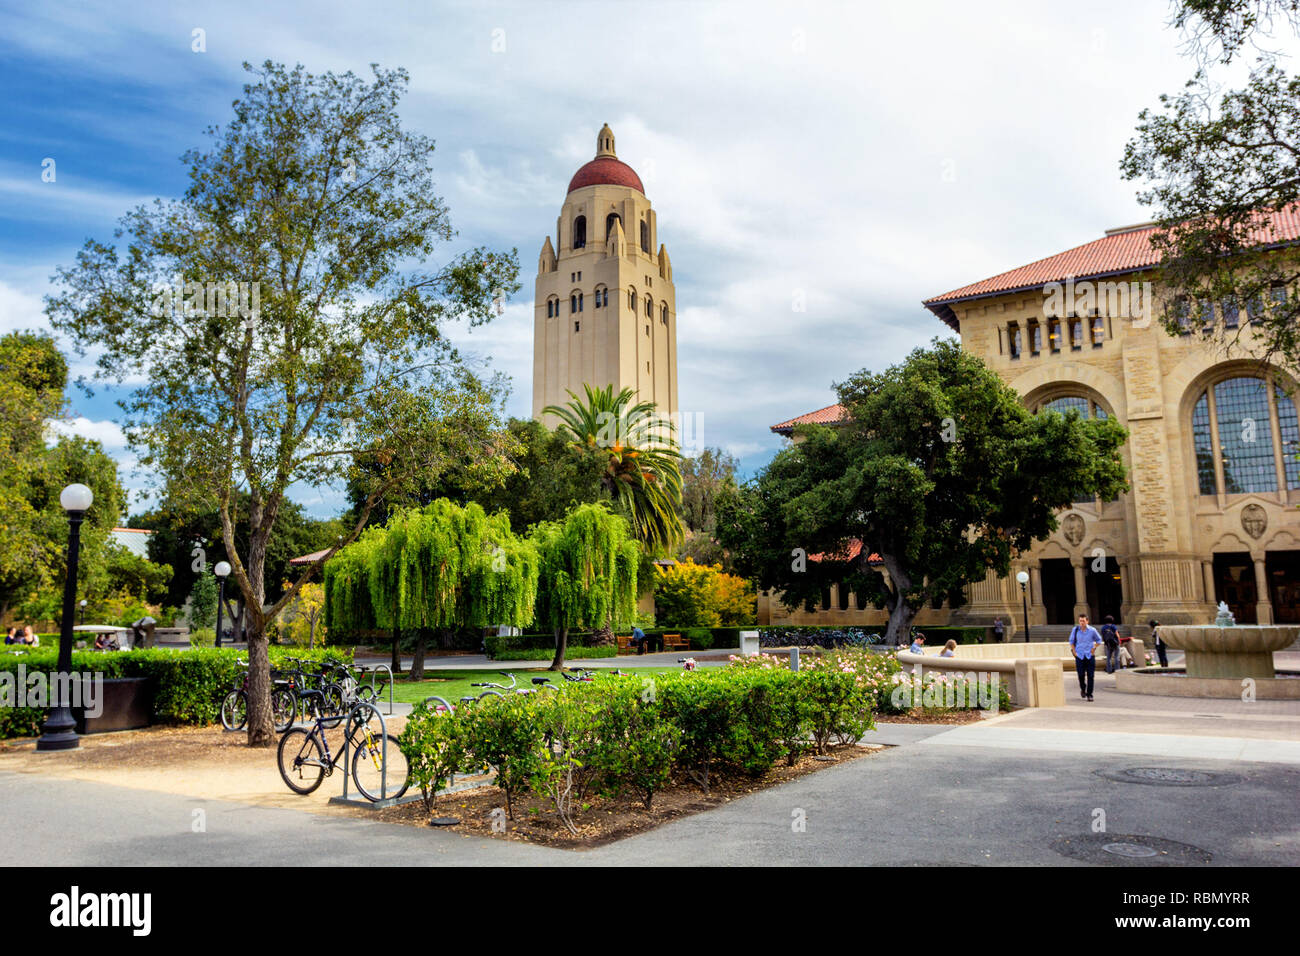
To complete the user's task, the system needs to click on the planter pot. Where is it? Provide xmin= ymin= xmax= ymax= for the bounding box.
xmin=74 ymin=677 xmax=154 ymax=734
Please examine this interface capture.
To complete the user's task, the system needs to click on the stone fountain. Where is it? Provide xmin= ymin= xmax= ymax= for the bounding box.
xmin=1115 ymin=602 xmax=1300 ymax=699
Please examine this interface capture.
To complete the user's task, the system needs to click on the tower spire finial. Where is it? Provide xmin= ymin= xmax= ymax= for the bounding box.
xmin=596 ymin=123 xmax=616 ymax=158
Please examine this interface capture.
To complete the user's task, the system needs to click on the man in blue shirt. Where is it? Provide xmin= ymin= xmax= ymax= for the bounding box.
xmin=1069 ymin=614 xmax=1103 ymax=701
xmin=908 ymin=633 xmax=926 ymax=654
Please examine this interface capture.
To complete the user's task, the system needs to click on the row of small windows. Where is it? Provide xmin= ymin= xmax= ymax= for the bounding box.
xmin=570 ymin=214 xmax=653 ymax=252
xmin=1007 ymin=316 xmax=1106 ymax=359
xmin=1173 ymin=288 xmax=1287 ymax=333
xmin=545 ymin=290 xmax=669 ymax=322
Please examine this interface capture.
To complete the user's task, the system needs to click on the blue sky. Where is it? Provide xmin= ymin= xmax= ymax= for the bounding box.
xmin=1 ymin=0 xmax=1208 ymax=518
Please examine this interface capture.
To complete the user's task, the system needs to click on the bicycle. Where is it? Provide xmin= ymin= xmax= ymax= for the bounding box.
xmin=220 ymin=663 xmax=295 ymax=733
xmin=468 ymin=672 xmax=557 ymax=701
xmin=276 ymin=701 xmax=410 ymax=801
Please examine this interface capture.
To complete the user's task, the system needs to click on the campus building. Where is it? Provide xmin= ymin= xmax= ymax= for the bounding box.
xmin=532 ymin=124 xmax=678 ymax=424
xmin=762 ymin=215 xmax=1300 ymax=637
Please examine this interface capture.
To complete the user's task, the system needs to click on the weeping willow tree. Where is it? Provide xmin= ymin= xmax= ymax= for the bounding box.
xmin=532 ymin=503 xmax=639 ymax=671
xmin=326 ymin=499 xmax=538 ymax=679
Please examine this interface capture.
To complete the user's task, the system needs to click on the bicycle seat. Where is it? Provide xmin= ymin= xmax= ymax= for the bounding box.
xmin=531 ymin=677 xmax=550 ymax=685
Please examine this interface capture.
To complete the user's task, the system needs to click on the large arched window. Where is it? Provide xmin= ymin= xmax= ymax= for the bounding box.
xmin=1191 ymin=375 xmax=1300 ymax=495
xmin=1035 ymin=395 xmax=1111 ymax=503
xmin=640 ymin=220 xmax=650 ymax=252
xmin=573 ymin=215 xmax=586 ymax=249
xmin=606 ymin=213 xmax=622 ymax=239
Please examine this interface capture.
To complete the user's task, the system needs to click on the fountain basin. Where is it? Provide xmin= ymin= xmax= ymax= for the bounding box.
xmin=1159 ymin=625 xmax=1298 ymax=680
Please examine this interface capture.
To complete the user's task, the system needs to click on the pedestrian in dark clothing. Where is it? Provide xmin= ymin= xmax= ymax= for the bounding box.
xmin=1099 ymin=615 xmax=1121 ymax=674
xmin=1149 ymin=619 xmax=1168 ymax=668
xmin=992 ymin=618 xmax=1004 ymax=643
xmin=1069 ymin=614 xmax=1103 ymax=701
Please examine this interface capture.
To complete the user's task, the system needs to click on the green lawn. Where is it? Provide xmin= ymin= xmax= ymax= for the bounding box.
xmin=377 ymin=666 xmax=680 ymax=707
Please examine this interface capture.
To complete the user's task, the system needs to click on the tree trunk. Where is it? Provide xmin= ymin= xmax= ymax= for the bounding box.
xmin=391 ymin=628 xmax=402 ymax=675
xmin=308 ymin=618 xmax=316 ymax=650
xmin=243 ymin=538 xmax=274 ymax=747
xmin=549 ymin=626 xmax=568 ymax=671
xmin=410 ymin=628 xmax=427 ymax=681
xmin=879 ymin=555 xmax=917 ymax=646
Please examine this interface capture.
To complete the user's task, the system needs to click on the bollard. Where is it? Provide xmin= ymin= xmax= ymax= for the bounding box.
xmin=790 ymin=646 xmax=800 ymax=672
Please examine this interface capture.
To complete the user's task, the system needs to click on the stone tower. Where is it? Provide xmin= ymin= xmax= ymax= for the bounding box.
xmin=532 ymin=124 xmax=678 ymax=423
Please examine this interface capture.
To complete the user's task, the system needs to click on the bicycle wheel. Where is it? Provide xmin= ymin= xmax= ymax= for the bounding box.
xmin=277 ymin=728 xmax=327 ymax=795
xmin=220 ymin=690 xmax=247 ymax=731
xmin=351 ymin=732 xmax=410 ymax=801
xmin=323 ymin=684 xmax=346 ymax=717
xmin=476 ymin=689 xmax=504 ymax=702
xmin=271 ymin=688 xmax=296 ymax=733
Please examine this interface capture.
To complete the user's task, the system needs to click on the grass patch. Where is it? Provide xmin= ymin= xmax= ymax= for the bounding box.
xmin=386 ymin=667 xmax=679 ymax=706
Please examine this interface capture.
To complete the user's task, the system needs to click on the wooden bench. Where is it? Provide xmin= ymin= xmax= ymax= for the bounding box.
xmin=616 ymin=634 xmax=636 ymax=655
xmin=662 ymin=632 xmax=688 ymax=651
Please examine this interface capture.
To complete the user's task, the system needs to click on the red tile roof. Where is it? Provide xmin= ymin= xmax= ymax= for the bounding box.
xmin=922 ymin=206 xmax=1300 ymax=330
xmin=808 ymin=539 xmax=882 ymax=565
xmin=567 ymin=156 xmax=645 ymax=194
xmin=770 ymin=402 xmax=848 ymax=436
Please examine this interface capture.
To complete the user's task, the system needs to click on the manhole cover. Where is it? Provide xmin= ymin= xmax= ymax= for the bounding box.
xmin=1052 ymin=834 xmax=1212 ymax=865
xmin=1103 ymin=842 xmax=1158 ymax=858
xmin=1094 ymin=767 xmax=1243 ymax=787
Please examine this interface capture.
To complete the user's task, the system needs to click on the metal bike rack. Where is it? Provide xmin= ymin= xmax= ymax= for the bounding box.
xmin=337 ymin=699 xmax=400 ymax=806
xmin=357 ymin=662 xmax=394 ymax=715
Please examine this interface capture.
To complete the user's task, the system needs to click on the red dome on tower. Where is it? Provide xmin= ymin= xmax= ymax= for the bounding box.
xmin=567 ymin=156 xmax=644 ymax=194
xmin=566 ymin=122 xmax=644 ymax=194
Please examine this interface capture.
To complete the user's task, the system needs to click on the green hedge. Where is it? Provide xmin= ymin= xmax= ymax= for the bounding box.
xmin=399 ymin=665 xmax=874 ymax=820
xmin=758 ymin=625 xmax=883 ymax=649
xmin=0 ymin=645 xmax=354 ymax=739
xmin=918 ymin=626 xmax=988 ymax=645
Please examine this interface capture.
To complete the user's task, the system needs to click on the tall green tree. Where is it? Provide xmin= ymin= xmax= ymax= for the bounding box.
xmin=544 ymin=385 xmax=685 ymax=555
xmin=1122 ymin=0 xmax=1300 ymax=372
xmin=325 ymin=499 xmax=538 ymax=679
xmin=47 ymin=62 xmax=519 ymax=746
xmin=678 ymin=447 xmax=739 ymax=569
xmin=716 ymin=340 xmax=1129 ymax=643
xmin=531 ymin=503 xmax=639 ymax=670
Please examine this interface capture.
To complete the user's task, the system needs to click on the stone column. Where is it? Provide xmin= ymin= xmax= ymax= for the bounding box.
xmin=1201 ymin=560 xmax=1216 ymax=608
xmin=1071 ymin=558 xmax=1089 ymax=620
xmin=1029 ymin=565 xmax=1042 ymax=624
xmin=1254 ymin=556 xmax=1274 ymax=625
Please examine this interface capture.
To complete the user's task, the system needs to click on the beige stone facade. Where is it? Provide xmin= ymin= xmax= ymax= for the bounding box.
xmin=761 ymin=226 xmax=1300 ymax=637
xmin=532 ymin=125 xmax=678 ymax=424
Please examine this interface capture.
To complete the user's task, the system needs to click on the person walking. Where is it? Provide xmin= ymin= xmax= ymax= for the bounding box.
xmin=1069 ymin=614 xmax=1103 ymax=701
xmin=992 ymin=617 xmax=1004 ymax=643
xmin=1149 ymin=619 xmax=1168 ymax=668
xmin=1099 ymin=615 xmax=1121 ymax=674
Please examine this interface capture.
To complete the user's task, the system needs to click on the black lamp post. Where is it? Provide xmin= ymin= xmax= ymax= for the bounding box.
xmin=37 ymin=483 xmax=93 ymax=752
xmin=1016 ymin=570 xmax=1031 ymax=644
xmin=213 ymin=561 xmax=231 ymax=648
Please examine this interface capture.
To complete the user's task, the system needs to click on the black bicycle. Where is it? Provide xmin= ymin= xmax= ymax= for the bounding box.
xmin=276 ymin=701 xmax=410 ymax=802
xmin=220 ymin=663 xmax=295 ymax=733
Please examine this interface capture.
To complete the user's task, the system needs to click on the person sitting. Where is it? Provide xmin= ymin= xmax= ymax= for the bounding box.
xmin=940 ymin=639 xmax=957 ymax=658
xmin=23 ymin=626 xmax=38 ymax=646
xmin=94 ymin=632 xmax=110 ymax=651
xmin=908 ymin=633 xmax=926 ymax=654
xmin=4 ymin=627 xmax=16 ymax=645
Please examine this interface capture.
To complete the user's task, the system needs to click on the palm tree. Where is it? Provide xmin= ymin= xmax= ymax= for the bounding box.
xmin=543 ymin=384 xmax=685 ymax=555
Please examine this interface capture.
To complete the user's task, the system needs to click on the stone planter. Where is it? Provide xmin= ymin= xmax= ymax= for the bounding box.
xmin=73 ymin=677 xmax=154 ymax=734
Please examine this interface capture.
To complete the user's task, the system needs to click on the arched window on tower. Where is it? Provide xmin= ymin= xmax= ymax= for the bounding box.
xmin=640 ymin=220 xmax=650 ymax=252
xmin=606 ymin=213 xmax=622 ymax=239
xmin=594 ymin=285 xmax=607 ymax=309
xmin=628 ymin=288 xmax=637 ymax=311
xmin=661 ymin=303 xmax=668 ymax=325
xmin=645 ymin=295 xmax=652 ymax=318
xmin=573 ymin=215 xmax=586 ymax=249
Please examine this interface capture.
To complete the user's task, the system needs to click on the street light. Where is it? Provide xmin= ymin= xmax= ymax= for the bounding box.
xmin=79 ymin=599 xmax=87 ymax=625
xmin=37 ymin=483 xmax=93 ymax=752
xmin=1016 ymin=570 xmax=1031 ymax=644
xmin=213 ymin=561 xmax=231 ymax=648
